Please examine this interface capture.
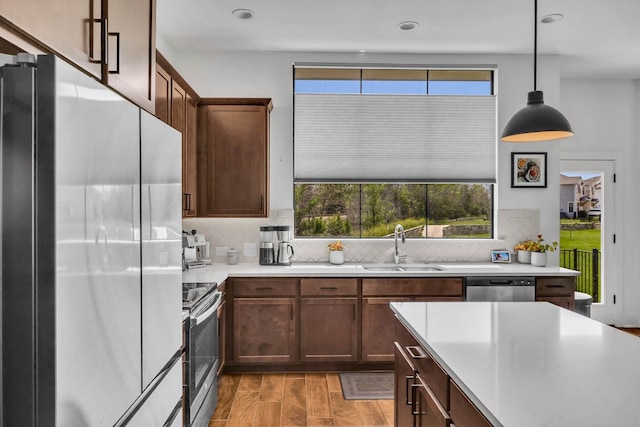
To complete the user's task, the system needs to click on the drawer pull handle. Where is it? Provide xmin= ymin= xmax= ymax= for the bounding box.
xmin=546 ymin=284 xmax=565 ymax=288
xmin=406 ymin=346 xmax=428 ymax=359
xmin=405 ymin=375 xmax=414 ymax=406
xmin=410 ymin=383 xmax=421 ymax=416
xmin=320 ymin=287 xmax=338 ymax=290
xmin=256 ymin=287 xmax=273 ymax=291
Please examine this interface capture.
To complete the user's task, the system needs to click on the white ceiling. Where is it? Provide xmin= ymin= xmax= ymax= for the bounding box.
xmin=157 ymin=0 xmax=640 ymax=79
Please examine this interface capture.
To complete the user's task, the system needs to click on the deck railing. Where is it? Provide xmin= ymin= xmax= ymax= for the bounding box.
xmin=559 ymin=248 xmax=600 ymax=302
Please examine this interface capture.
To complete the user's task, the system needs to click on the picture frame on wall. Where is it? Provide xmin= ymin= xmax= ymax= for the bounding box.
xmin=511 ymin=152 xmax=547 ymax=188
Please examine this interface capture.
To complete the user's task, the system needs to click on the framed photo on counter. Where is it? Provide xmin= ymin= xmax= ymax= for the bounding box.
xmin=511 ymin=152 xmax=547 ymax=188
xmin=491 ymin=250 xmax=511 ymax=263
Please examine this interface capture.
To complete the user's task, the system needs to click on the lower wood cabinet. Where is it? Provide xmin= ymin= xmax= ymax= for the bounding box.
xmin=395 ymin=317 xmax=492 ymax=427
xmin=394 ymin=342 xmax=418 ymax=427
xmin=414 ymin=374 xmax=451 ymax=427
xmin=536 ymin=276 xmax=576 ymax=310
xmin=300 ymin=297 xmax=357 ymax=362
xmin=299 ymin=278 xmax=358 ymax=362
xmin=362 ymin=278 xmax=463 ymax=362
xmin=363 ymin=297 xmax=410 ymax=362
xmin=233 ymin=297 xmax=296 ymax=364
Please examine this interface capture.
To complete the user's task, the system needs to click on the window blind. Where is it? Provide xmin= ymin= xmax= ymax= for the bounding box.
xmin=294 ymin=94 xmax=497 ymax=182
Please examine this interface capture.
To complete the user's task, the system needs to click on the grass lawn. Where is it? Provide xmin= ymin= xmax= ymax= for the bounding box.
xmin=560 ymin=229 xmax=600 ymax=251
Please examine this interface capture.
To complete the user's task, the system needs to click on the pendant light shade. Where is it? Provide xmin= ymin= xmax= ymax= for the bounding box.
xmin=501 ymin=90 xmax=573 ymax=142
xmin=501 ymin=0 xmax=573 ymax=142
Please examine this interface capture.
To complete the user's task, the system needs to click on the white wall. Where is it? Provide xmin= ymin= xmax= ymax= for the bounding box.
xmin=169 ymin=48 xmax=640 ymax=324
xmin=560 ymin=79 xmax=640 ymax=326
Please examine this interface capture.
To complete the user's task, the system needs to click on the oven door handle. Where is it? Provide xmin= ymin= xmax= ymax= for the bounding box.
xmin=193 ymin=292 xmax=222 ymax=326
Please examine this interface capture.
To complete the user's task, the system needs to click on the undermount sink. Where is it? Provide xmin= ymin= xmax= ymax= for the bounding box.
xmin=361 ymin=264 xmax=445 ymax=272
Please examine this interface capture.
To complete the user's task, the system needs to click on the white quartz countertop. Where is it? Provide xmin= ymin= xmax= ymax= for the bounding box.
xmin=182 ymin=262 xmax=579 ymax=284
xmin=391 ymin=301 xmax=640 ymax=427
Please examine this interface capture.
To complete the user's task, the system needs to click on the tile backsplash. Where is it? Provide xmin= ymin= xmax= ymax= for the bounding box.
xmin=183 ymin=209 xmax=539 ymax=265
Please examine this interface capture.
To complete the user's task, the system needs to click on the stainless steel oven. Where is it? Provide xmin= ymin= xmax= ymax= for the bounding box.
xmin=183 ymin=283 xmax=222 ymax=427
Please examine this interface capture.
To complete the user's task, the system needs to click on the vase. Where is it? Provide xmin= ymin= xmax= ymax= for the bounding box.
xmin=531 ymin=251 xmax=547 ymax=267
xmin=329 ymin=250 xmax=344 ymax=265
xmin=517 ymin=250 xmax=531 ymax=264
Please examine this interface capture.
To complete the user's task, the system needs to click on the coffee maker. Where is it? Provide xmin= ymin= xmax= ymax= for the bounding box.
xmin=260 ymin=225 xmax=293 ymax=265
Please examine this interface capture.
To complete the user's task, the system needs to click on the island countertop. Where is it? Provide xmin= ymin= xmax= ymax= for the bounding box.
xmin=182 ymin=262 xmax=579 ymax=285
xmin=390 ymin=301 xmax=640 ymax=426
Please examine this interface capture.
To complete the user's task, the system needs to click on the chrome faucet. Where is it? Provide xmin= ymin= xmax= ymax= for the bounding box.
xmin=394 ymin=224 xmax=406 ymax=264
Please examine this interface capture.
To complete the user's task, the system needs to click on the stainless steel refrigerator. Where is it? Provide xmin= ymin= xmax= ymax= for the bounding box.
xmin=1 ymin=54 xmax=183 ymax=427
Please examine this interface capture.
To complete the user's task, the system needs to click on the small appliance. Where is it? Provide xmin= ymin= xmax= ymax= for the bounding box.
xmin=183 ymin=229 xmax=212 ymax=269
xmin=259 ymin=225 xmax=293 ymax=265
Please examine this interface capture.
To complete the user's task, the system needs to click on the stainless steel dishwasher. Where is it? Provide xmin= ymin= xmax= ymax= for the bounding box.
xmin=464 ymin=277 xmax=535 ymax=302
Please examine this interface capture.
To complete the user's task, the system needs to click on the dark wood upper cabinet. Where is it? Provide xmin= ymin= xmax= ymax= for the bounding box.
xmin=103 ymin=0 xmax=155 ymax=112
xmin=197 ymin=98 xmax=272 ymax=217
xmin=0 ymin=0 xmax=155 ymax=112
xmin=154 ymin=52 xmax=200 ymax=217
xmin=155 ymin=63 xmax=171 ymax=124
xmin=170 ymin=79 xmax=186 ymax=132
xmin=0 ymin=0 xmax=102 ymax=78
xmin=184 ymin=94 xmax=198 ymax=216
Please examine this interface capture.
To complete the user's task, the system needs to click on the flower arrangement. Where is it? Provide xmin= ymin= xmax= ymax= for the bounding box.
xmin=513 ymin=239 xmax=535 ymax=252
xmin=516 ymin=234 xmax=557 ymax=253
xmin=328 ymin=240 xmax=345 ymax=252
xmin=530 ymin=234 xmax=558 ymax=253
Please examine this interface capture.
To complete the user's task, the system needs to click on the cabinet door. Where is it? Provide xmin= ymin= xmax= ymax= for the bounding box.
xmin=300 ymin=298 xmax=357 ymax=362
xmin=199 ymin=104 xmax=269 ymax=217
xmin=183 ymin=93 xmax=198 ymax=216
xmin=170 ymin=78 xmax=186 ymax=132
xmin=362 ymin=297 xmax=410 ymax=362
xmin=155 ymin=63 xmax=171 ymax=124
xmin=104 ymin=0 xmax=155 ymax=112
xmin=414 ymin=375 xmax=451 ymax=427
xmin=0 ymin=0 xmax=102 ymax=77
xmin=233 ymin=298 xmax=296 ymax=363
xmin=394 ymin=343 xmax=416 ymax=427
xmin=450 ymin=380 xmax=492 ymax=427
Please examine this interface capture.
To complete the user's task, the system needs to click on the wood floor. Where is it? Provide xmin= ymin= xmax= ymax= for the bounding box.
xmin=209 ymin=373 xmax=394 ymax=427
xmin=618 ymin=327 xmax=640 ymax=337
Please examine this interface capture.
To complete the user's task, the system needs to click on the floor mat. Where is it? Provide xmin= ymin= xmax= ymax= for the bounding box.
xmin=339 ymin=371 xmax=394 ymax=400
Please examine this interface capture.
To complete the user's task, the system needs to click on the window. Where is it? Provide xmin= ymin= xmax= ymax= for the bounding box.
xmin=295 ymin=183 xmax=493 ymax=239
xmin=293 ymin=65 xmax=496 ymax=239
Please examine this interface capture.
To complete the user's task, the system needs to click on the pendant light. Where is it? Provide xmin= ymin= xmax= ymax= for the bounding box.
xmin=501 ymin=0 xmax=573 ymax=142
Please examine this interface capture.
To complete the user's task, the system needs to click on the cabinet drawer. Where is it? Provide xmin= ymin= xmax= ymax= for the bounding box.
xmin=537 ymin=296 xmax=575 ymax=310
xmin=405 ymin=345 xmax=449 ymax=410
xmin=363 ymin=278 xmax=463 ymax=297
xmin=300 ymin=278 xmax=357 ymax=296
xmin=414 ymin=374 xmax=451 ymax=427
xmin=450 ymin=380 xmax=492 ymax=427
xmin=536 ymin=277 xmax=575 ymax=296
xmin=233 ymin=278 xmax=297 ymax=297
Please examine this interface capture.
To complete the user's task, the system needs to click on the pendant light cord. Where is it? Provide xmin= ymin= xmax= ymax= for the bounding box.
xmin=533 ymin=0 xmax=538 ymax=91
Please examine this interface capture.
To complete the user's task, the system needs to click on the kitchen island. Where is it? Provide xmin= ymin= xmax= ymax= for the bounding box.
xmin=391 ymin=301 xmax=640 ymax=426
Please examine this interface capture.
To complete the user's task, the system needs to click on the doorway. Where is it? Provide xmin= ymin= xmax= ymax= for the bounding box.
xmin=560 ymin=159 xmax=617 ymax=324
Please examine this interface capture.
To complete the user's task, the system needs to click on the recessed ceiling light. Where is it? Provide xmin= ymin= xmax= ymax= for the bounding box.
xmin=397 ymin=21 xmax=419 ymax=31
xmin=540 ymin=13 xmax=564 ymax=24
xmin=232 ymin=9 xmax=254 ymax=20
